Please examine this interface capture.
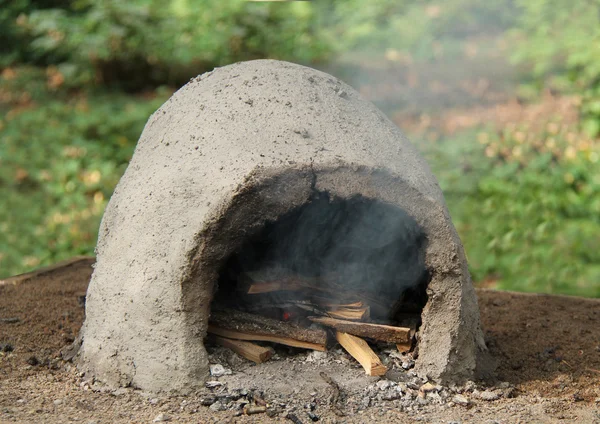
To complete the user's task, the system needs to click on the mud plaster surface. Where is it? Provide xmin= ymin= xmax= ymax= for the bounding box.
xmin=1 ymin=260 xmax=599 ymax=423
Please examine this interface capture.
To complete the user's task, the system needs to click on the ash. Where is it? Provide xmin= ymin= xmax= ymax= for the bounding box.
xmin=194 ymin=344 xmax=514 ymax=422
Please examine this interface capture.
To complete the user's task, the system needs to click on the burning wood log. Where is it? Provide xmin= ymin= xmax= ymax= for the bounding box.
xmin=335 ymin=331 xmax=387 ymax=376
xmin=209 ymin=308 xmax=327 ymax=351
xmin=309 ymin=316 xmax=411 ymax=344
xmin=211 ymin=335 xmax=273 ymax=363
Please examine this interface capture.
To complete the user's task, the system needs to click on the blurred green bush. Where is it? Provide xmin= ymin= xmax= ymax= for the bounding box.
xmin=1 ymin=0 xmax=330 ymax=89
xmin=0 ymin=67 xmax=168 ymax=273
xmin=510 ymin=0 xmax=600 ymax=137
xmin=423 ymin=125 xmax=600 ymax=297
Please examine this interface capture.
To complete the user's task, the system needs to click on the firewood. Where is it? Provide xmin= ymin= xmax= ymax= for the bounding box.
xmin=335 ymin=331 xmax=387 ymax=376
xmin=212 ymin=335 xmax=273 ymax=363
xmin=309 ymin=316 xmax=411 ymax=344
xmin=396 ymin=341 xmax=412 ymax=354
xmin=246 ymin=279 xmax=306 ymax=294
xmin=325 ymin=306 xmax=370 ymax=321
xmin=311 ymin=297 xmax=364 ymax=309
xmin=242 ymin=269 xmax=344 ymax=295
xmin=208 ymin=326 xmax=326 ymax=351
xmin=209 ymin=308 xmax=327 ymax=350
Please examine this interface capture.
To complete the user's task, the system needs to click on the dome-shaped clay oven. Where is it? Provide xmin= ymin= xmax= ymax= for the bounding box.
xmin=79 ymin=60 xmax=489 ymax=393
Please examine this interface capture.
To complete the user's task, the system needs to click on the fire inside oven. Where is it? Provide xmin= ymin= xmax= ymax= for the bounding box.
xmin=208 ymin=191 xmax=429 ymax=371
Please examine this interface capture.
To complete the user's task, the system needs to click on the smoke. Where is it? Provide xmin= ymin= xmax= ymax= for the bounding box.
xmin=316 ymin=0 xmax=518 ymax=116
xmin=222 ymin=191 xmax=428 ymax=309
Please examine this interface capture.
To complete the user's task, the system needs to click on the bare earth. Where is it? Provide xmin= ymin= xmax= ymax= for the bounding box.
xmin=1 ymin=260 xmax=599 ymax=424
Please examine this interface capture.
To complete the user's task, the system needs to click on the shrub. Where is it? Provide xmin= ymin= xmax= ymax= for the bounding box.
xmin=0 ymin=68 xmax=168 ymax=277
xmin=510 ymin=0 xmax=600 ymax=136
xmin=3 ymin=0 xmax=330 ymax=90
xmin=423 ymin=124 xmax=600 ymax=297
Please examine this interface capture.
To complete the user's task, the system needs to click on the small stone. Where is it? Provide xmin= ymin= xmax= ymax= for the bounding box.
xmin=149 ymin=398 xmax=160 ymax=405
xmin=153 ymin=413 xmax=171 ymax=422
xmin=209 ymin=364 xmax=232 ymax=377
xmin=226 ymin=352 xmax=244 ymax=367
xmin=209 ymin=401 xmax=225 ymax=412
xmin=1 ymin=343 xmax=14 ymax=352
xmin=53 ymin=399 xmax=63 ymax=406
xmin=26 ymin=356 xmax=39 ymax=366
xmin=401 ymin=359 xmax=415 ymax=370
xmin=381 ymin=388 xmax=401 ymax=401
xmin=463 ymin=381 xmax=477 ymax=392
xmin=306 ymin=351 xmax=327 ymax=362
xmin=453 ymin=394 xmax=469 ymax=406
xmin=376 ymin=380 xmax=392 ymax=391
xmin=419 ymin=382 xmax=437 ymax=393
xmin=200 ymin=397 xmax=217 ymax=406
xmin=111 ymin=388 xmax=128 ymax=397
xmin=361 ymin=397 xmax=371 ymax=409
xmin=501 ymin=387 xmax=516 ymax=398
xmin=478 ymin=390 xmax=500 ymax=401
xmin=205 ymin=381 xmax=223 ymax=389
xmin=427 ymin=392 xmax=442 ymax=403
xmin=307 ymin=411 xmax=319 ymax=421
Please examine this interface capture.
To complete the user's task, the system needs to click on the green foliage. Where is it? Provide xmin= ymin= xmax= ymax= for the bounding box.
xmin=0 ymin=70 xmax=168 ymax=276
xmin=2 ymin=0 xmax=518 ymax=89
xmin=423 ymin=127 xmax=600 ymax=297
xmin=2 ymin=0 xmax=329 ymax=89
xmin=315 ymin=0 xmax=516 ymax=60
xmin=510 ymin=0 xmax=600 ymax=136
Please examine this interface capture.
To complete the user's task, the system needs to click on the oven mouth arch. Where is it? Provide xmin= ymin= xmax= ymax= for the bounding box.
xmin=211 ymin=189 xmax=430 ymax=325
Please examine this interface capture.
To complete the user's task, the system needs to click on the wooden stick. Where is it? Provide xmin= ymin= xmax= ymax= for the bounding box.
xmin=209 ymin=308 xmax=327 ymax=349
xmin=246 ymin=279 xmax=307 ymax=294
xmin=396 ymin=341 xmax=412 ymax=354
xmin=242 ymin=270 xmax=345 ymax=296
xmin=335 ymin=331 xmax=387 ymax=376
xmin=311 ymin=297 xmax=364 ymax=309
xmin=309 ymin=316 xmax=411 ymax=344
xmin=212 ymin=335 xmax=273 ymax=363
xmin=208 ymin=325 xmax=326 ymax=351
xmin=325 ymin=306 xmax=370 ymax=321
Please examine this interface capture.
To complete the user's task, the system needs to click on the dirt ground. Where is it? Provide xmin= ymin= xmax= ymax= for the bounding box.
xmin=1 ymin=259 xmax=599 ymax=424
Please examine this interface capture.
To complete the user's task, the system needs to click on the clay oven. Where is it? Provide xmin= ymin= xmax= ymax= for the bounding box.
xmin=79 ymin=60 xmax=488 ymax=393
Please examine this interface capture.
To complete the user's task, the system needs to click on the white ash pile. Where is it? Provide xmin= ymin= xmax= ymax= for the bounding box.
xmin=195 ymin=344 xmax=514 ymax=421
